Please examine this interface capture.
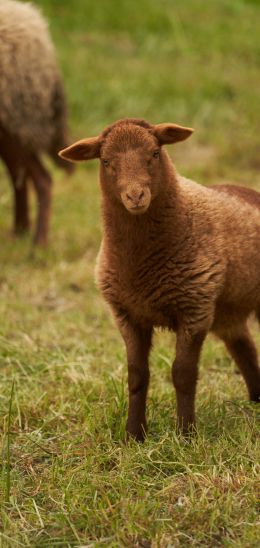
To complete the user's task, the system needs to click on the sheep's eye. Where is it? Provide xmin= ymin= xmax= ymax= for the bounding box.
xmin=102 ymin=159 xmax=109 ymax=167
xmin=153 ymin=150 xmax=160 ymax=158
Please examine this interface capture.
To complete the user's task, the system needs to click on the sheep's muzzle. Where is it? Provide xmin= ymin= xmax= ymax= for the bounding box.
xmin=121 ymin=185 xmax=151 ymax=214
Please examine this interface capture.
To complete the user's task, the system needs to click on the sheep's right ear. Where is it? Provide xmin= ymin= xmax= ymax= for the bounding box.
xmin=59 ymin=136 xmax=101 ymax=163
xmin=152 ymin=123 xmax=194 ymax=145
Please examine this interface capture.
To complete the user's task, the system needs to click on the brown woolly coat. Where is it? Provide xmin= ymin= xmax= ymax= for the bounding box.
xmin=96 ymin=170 xmax=260 ymax=339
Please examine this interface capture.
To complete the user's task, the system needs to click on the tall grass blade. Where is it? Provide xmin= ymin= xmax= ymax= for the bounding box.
xmin=5 ymin=378 xmax=15 ymax=504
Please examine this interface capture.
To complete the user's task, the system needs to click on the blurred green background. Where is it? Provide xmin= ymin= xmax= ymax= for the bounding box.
xmin=40 ymin=0 xmax=260 ymax=182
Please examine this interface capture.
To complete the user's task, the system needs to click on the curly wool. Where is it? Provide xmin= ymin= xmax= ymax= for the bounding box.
xmin=0 ymin=0 xmax=67 ymax=154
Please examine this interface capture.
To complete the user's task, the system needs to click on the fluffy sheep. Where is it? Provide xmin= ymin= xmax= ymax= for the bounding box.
xmin=60 ymin=118 xmax=260 ymax=441
xmin=0 ymin=0 xmax=72 ymax=245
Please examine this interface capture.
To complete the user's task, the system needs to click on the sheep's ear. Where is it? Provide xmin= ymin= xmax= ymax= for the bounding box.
xmin=58 ymin=136 xmax=101 ymax=162
xmin=153 ymin=123 xmax=194 ymax=145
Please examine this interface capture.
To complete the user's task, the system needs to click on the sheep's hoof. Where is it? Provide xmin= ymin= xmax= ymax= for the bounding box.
xmin=250 ymin=393 xmax=260 ymax=403
xmin=177 ymin=420 xmax=197 ymax=438
xmin=126 ymin=422 xmax=147 ymax=443
xmin=28 ymin=246 xmax=49 ymax=265
xmin=14 ymin=227 xmax=30 ymax=236
xmin=33 ymin=235 xmax=48 ymax=247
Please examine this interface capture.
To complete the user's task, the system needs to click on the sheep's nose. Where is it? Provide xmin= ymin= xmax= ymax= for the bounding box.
xmin=126 ymin=190 xmax=144 ymax=204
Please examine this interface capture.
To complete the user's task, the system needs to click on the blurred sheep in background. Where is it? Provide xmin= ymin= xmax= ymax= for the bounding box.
xmin=0 ymin=0 xmax=73 ymax=245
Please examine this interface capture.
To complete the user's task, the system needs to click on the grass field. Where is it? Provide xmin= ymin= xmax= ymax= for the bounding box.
xmin=0 ymin=0 xmax=260 ymax=546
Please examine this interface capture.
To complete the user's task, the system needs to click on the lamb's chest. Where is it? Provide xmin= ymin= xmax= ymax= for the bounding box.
xmin=114 ymin=265 xmax=179 ymax=329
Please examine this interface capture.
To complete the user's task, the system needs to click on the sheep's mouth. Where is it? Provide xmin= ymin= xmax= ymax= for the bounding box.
xmin=127 ymin=204 xmax=149 ymax=215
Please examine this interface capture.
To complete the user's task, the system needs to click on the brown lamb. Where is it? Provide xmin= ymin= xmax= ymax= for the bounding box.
xmin=60 ymin=118 xmax=260 ymax=441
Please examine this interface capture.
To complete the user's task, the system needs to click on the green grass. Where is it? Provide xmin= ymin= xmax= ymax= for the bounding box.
xmin=1 ymin=0 xmax=260 ymax=545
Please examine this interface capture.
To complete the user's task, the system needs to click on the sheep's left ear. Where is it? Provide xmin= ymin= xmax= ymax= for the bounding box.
xmin=153 ymin=123 xmax=194 ymax=145
xmin=58 ymin=136 xmax=101 ymax=163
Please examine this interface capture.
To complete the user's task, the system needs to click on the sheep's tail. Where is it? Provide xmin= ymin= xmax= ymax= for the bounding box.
xmin=256 ymin=308 xmax=260 ymax=326
xmin=48 ymin=78 xmax=75 ymax=174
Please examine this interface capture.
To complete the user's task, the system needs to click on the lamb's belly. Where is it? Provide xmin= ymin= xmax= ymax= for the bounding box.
xmin=212 ymin=304 xmax=251 ymax=337
xmin=130 ymin=304 xmax=178 ymax=330
xmin=122 ymin=290 xmax=178 ymax=330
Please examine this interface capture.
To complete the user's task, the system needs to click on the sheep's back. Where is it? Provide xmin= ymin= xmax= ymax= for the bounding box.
xmin=211 ymin=184 xmax=260 ymax=210
xmin=0 ymin=0 xmax=67 ymax=153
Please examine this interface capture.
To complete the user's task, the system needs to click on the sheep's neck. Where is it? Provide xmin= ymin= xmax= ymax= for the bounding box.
xmin=101 ymin=172 xmax=189 ymax=260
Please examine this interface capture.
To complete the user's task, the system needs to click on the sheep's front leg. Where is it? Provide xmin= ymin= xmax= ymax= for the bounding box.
xmin=172 ymin=330 xmax=205 ymax=434
xmin=117 ymin=315 xmax=153 ymax=441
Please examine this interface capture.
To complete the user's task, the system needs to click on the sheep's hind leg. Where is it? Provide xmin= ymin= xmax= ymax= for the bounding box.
xmin=0 ymin=141 xmax=30 ymax=234
xmin=223 ymin=327 xmax=260 ymax=403
xmin=172 ymin=330 xmax=206 ymax=434
xmin=116 ymin=315 xmax=152 ymax=442
xmin=12 ymin=172 xmax=30 ymax=234
xmin=27 ymin=154 xmax=52 ymax=245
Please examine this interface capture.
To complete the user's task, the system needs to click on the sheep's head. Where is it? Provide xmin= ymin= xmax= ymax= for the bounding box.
xmin=59 ymin=118 xmax=193 ymax=215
